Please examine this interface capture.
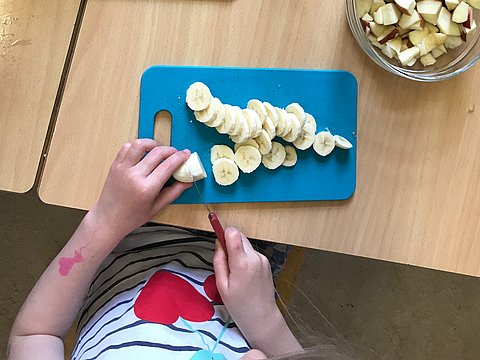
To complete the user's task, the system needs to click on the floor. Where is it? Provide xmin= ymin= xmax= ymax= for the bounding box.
xmin=1 ymin=190 xmax=479 ymax=360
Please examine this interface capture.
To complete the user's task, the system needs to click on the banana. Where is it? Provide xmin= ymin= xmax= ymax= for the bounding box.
xmin=282 ymin=145 xmax=297 ymax=167
xmin=243 ymin=108 xmax=262 ymax=138
xmin=293 ymin=123 xmax=315 ymax=150
xmin=186 ymin=82 xmax=212 ymax=111
xmin=263 ymin=116 xmax=276 ymax=140
xmin=275 ymin=107 xmax=287 ymax=136
xmin=234 ymin=139 xmax=259 ymax=152
xmin=204 ymin=99 xmax=225 ymax=127
xmin=247 ymin=99 xmax=268 ymax=125
xmin=286 ymin=103 xmax=306 ymax=126
xmin=264 ymin=102 xmax=279 ymax=128
xmin=230 ymin=111 xmax=250 ymax=144
xmin=334 ymin=135 xmax=353 ymax=149
xmin=282 ymin=113 xmax=302 ymax=142
xmin=254 ymin=129 xmax=273 ymax=155
xmin=304 ymin=113 xmax=317 ymax=133
xmin=216 ymin=105 xmax=236 ymax=134
xmin=313 ymin=131 xmax=336 ymax=156
xmin=173 ymin=152 xmax=207 ymax=182
xmin=234 ymin=145 xmax=262 ymax=173
xmin=262 ymin=142 xmax=286 ymax=170
xmin=212 ymin=158 xmax=239 ymax=186
xmin=195 ymin=97 xmax=220 ymax=124
xmin=211 ymin=144 xmax=235 ymax=164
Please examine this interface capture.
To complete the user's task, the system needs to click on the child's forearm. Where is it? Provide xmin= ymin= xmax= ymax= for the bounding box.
xmin=10 ymin=208 xmax=122 ymax=340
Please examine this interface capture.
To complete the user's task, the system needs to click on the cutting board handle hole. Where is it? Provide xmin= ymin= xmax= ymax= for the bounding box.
xmin=154 ymin=110 xmax=172 ymax=146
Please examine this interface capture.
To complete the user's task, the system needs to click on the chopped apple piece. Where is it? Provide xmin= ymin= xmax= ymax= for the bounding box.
xmin=395 ymin=0 xmax=416 ymax=14
xmin=373 ymin=8 xmax=384 ymax=23
xmin=431 ymin=44 xmax=448 ymax=57
xmin=361 ymin=13 xmax=374 ymax=30
xmin=401 ymin=39 xmax=410 ymax=51
xmin=398 ymin=27 xmax=411 ymax=35
xmin=420 ymin=53 xmax=437 ymax=66
xmin=357 ymin=0 xmax=374 ymax=17
xmin=378 ymin=25 xmax=399 ymax=43
xmin=418 ymin=33 xmax=447 ymax=54
xmin=387 ymin=36 xmax=403 ymax=53
xmin=370 ymin=22 xmax=388 ymax=36
xmin=444 ymin=35 xmax=463 ymax=48
xmin=466 ymin=18 xmax=477 ymax=33
xmin=452 ymin=2 xmax=471 ymax=23
xmin=459 ymin=25 xmax=467 ymax=41
xmin=437 ymin=7 xmax=461 ymax=35
xmin=408 ymin=28 xmax=430 ymax=45
xmin=466 ymin=0 xmax=480 ymax=9
xmin=425 ymin=23 xmax=439 ymax=33
xmin=382 ymin=45 xmax=397 ymax=58
xmin=463 ymin=7 xmax=473 ymax=28
xmin=417 ymin=1 xmax=442 ymax=25
xmin=371 ymin=0 xmax=387 ymax=13
xmin=381 ymin=3 xmax=402 ymax=24
xmin=368 ymin=34 xmax=387 ymax=48
xmin=406 ymin=57 xmax=418 ymax=66
xmin=446 ymin=0 xmax=460 ymax=11
xmin=398 ymin=46 xmax=420 ymax=65
xmin=398 ymin=10 xmax=422 ymax=28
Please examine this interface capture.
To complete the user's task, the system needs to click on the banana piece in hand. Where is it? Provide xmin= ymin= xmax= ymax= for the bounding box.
xmin=282 ymin=145 xmax=297 ymax=167
xmin=234 ymin=145 xmax=262 ymax=173
xmin=186 ymin=82 xmax=212 ymax=111
xmin=173 ymin=152 xmax=207 ymax=183
xmin=211 ymin=145 xmax=235 ymax=164
xmin=212 ymin=158 xmax=239 ymax=186
xmin=313 ymin=131 xmax=336 ymax=156
xmin=262 ymin=142 xmax=286 ymax=170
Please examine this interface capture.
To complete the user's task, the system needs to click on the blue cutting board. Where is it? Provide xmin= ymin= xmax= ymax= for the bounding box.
xmin=139 ymin=65 xmax=357 ymax=204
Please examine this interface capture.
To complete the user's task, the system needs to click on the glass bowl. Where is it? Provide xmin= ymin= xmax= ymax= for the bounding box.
xmin=346 ymin=0 xmax=480 ymax=82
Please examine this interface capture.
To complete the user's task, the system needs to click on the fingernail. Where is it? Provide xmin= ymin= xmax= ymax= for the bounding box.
xmin=183 ymin=149 xmax=191 ymax=155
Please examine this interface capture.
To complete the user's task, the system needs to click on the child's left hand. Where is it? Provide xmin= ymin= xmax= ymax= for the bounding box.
xmin=91 ymin=139 xmax=192 ymax=239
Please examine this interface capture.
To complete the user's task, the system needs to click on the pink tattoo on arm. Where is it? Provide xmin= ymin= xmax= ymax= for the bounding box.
xmin=58 ymin=250 xmax=84 ymax=276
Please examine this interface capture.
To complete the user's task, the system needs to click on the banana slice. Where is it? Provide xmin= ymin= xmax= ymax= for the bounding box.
xmin=286 ymin=103 xmax=306 ymax=126
xmin=229 ymin=106 xmax=244 ymax=136
xmin=282 ymin=145 xmax=297 ymax=167
xmin=254 ymin=129 xmax=273 ymax=155
xmin=211 ymin=145 xmax=235 ymax=164
xmin=274 ymin=107 xmax=287 ymax=136
xmin=282 ymin=113 xmax=302 ymax=142
xmin=230 ymin=111 xmax=250 ymax=144
xmin=234 ymin=139 xmax=259 ymax=152
xmin=263 ymin=116 xmax=276 ymax=140
xmin=313 ymin=131 xmax=336 ymax=157
xmin=195 ymin=97 xmax=220 ymax=124
xmin=334 ymin=135 xmax=353 ymax=150
xmin=204 ymin=100 xmax=225 ymax=128
xmin=280 ymin=112 xmax=293 ymax=138
xmin=212 ymin=158 xmax=239 ymax=186
xmin=216 ymin=105 xmax=236 ymax=134
xmin=234 ymin=145 xmax=262 ymax=173
xmin=186 ymin=82 xmax=212 ymax=111
xmin=293 ymin=123 xmax=315 ymax=150
xmin=262 ymin=142 xmax=286 ymax=170
xmin=243 ymin=108 xmax=262 ymax=138
xmin=264 ymin=102 xmax=279 ymax=128
xmin=173 ymin=152 xmax=207 ymax=182
xmin=304 ymin=113 xmax=317 ymax=133
xmin=247 ymin=99 xmax=268 ymax=125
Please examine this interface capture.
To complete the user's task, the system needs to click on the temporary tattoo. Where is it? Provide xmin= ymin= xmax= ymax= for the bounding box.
xmin=58 ymin=250 xmax=84 ymax=276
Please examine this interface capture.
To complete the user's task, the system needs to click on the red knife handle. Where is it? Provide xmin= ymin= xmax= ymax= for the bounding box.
xmin=208 ymin=212 xmax=226 ymax=250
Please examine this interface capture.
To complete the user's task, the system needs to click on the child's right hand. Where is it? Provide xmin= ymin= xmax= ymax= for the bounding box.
xmin=213 ymin=228 xmax=302 ymax=357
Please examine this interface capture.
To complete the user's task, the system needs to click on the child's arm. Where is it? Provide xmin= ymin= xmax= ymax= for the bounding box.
xmin=214 ymin=228 xmax=303 ymax=358
xmin=8 ymin=140 xmax=191 ymax=360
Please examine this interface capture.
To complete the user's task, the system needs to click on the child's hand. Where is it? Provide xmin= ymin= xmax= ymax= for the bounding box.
xmin=92 ymin=139 xmax=192 ymax=239
xmin=214 ymin=228 xmax=302 ymax=357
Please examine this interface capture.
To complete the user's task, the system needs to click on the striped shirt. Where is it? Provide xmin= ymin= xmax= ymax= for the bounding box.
xmin=71 ymin=226 xmax=250 ymax=360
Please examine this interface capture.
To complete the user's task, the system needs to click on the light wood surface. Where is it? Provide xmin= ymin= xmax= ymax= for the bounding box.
xmin=39 ymin=0 xmax=480 ymax=276
xmin=0 ymin=0 xmax=80 ymax=193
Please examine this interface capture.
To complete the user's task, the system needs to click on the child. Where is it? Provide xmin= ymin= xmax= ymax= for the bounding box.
xmin=8 ymin=139 xmax=303 ymax=360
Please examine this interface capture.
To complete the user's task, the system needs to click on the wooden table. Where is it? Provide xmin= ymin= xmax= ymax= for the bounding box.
xmin=0 ymin=0 xmax=81 ymax=193
xmin=39 ymin=0 xmax=480 ymax=277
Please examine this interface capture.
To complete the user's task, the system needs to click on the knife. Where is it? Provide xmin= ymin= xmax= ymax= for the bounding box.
xmin=187 ymin=170 xmax=227 ymax=251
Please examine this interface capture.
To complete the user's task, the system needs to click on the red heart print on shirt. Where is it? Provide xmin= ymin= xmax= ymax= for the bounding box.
xmin=134 ymin=271 xmax=214 ymax=324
